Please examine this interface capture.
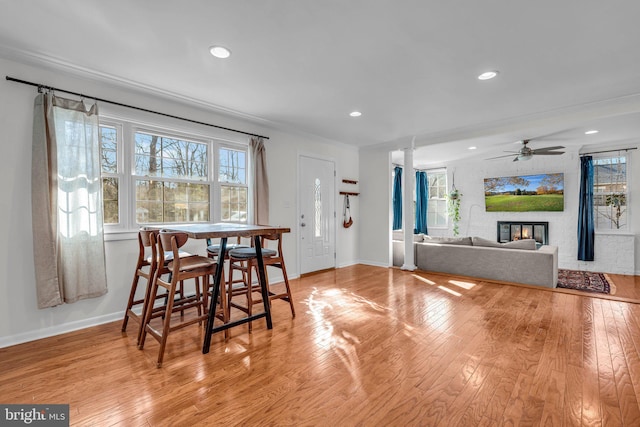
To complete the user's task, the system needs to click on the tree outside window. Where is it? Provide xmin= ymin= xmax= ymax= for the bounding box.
xmin=219 ymin=148 xmax=247 ymax=223
xmin=100 ymin=125 xmax=120 ymax=224
xmin=132 ymin=131 xmax=210 ymax=223
xmin=593 ymin=155 xmax=628 ymax=230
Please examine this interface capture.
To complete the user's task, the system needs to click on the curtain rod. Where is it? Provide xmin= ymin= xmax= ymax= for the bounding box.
xmin=580 ymin=146 xmax=637 ymax=156
xmin=5 ymin=76 xmax=269 ymax=140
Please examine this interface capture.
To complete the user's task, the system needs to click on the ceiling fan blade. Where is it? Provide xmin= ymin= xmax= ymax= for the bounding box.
xmin=486 ymin=153 xmax=519 ymax=160
xmin=532 ymin=146 xmax=565 ymax=152
xmin=513 ymin=156 xmax=519 ymax=162
xmin=533 ymin=151 xmax=565 ymax=155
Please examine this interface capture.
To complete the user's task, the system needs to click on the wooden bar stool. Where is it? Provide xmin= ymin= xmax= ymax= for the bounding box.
xmin=227 ymin=232 xmax=295 ymax=331
xmin=206 ymin=236 xmax=249 ymax=285
xmin=121 ymin=228 xmax=164 ymax=344
xmin=139 ymin=230 xmax=222 ymax=367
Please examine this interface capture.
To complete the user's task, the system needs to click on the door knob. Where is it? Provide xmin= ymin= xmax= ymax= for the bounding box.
xmin=301 ymin=222 xmax=306 ymax=227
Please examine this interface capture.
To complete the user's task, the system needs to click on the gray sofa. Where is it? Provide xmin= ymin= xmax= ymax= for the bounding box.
xmin=392 ymin=234 xmax=558 ymax=288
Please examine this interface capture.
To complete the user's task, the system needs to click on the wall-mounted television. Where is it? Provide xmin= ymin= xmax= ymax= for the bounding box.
xmin=484 ymin=173 xmax=564 ymax=212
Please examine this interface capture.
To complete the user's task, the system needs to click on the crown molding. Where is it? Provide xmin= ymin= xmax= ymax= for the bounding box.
xmin=0 ymin=43 xmax=275 ymax=122
xmin=0 ymin=43 xmax=357 ymax=148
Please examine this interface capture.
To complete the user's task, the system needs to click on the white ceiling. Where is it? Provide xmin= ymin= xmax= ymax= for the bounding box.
xmin=1 ymin=1 xmax=640 ymax=165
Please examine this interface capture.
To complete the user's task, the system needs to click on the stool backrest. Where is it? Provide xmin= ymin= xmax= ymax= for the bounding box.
xmin=139 ymin=228 xmax=159 ymax=248
xmin=260 ymin=232 xmax=283 ymax=256
xmin=158 ymin=231 xmax=189 ymax=264
xmin=137 ymin=228 xmax=160 ymax=268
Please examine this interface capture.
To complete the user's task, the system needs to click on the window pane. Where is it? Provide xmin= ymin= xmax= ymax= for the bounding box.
xmin=100 ymin=126 xmax=117 ymax=173
xmin=314 ymin=178 xmax=322 ymax=238
xmin=102 ymin=177 xmax=118 ymax=224
xmin=220 ymin=185 xmax=247 ymax=222
xmin=593 ymin=155 xmax=627 ymax=230
xmin=426 ymin=171 xmax=447 ymax=228
xmin=135 ymin=179 xmax=209 ymax=224
xmin=219 ymin=148 xmax=246 ymax=184
xmin=134 ymin=132 xmax=208 ymax=180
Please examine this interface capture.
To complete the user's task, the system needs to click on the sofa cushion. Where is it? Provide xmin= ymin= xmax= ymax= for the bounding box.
xmin=472 ymin=236 xmax=537 ymax=250
xmin=423 ymin=236 xmax=472 ymax=245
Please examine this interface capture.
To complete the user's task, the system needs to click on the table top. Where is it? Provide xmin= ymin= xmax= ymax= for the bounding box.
xmin=158 ymin=223 xmax=291 ymax=239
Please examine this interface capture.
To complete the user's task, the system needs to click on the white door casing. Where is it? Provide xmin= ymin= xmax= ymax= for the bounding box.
xmin=299 ymin=155 xmax=336 ymax=274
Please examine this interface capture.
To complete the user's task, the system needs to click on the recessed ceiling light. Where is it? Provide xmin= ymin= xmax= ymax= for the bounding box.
xmin=478 ymin=71 xmax=499 ymax=80
xmin=468 ymin=146 xmax=477 ymax=150
xmin=349 ymin=111 xmax=362 ymax=117
xmin=585 ymin=130 xmax=599 ymax=135
xmin=209 ymin=45 xmax=231 ymax=59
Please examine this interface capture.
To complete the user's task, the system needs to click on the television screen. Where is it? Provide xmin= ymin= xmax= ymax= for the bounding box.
xmin=484 ymin=173 xmax=564 ymax=212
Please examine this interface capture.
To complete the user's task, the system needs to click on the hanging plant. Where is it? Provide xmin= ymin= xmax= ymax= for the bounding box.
xmin=447 ymin=186 xmax=462 ymax=236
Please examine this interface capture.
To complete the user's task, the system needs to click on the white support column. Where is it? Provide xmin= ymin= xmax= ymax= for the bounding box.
xmin=401 ymin=145 xmax=416 ymax=271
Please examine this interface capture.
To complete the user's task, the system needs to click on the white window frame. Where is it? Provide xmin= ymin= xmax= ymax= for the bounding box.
xmin=592 ymin=153 xmax=630 ymax=232
xmin=131 ymin=125 xmax=212 ymax=225
xmin=100 ymin=120 xmax=127 ymax=233
xmin=99 ymin=113 xmax=249 ymax=235
xmin=426 ymin=168 xmax=448 ymax=229
xmin=218 ymin=144 xmax=249 ymax=223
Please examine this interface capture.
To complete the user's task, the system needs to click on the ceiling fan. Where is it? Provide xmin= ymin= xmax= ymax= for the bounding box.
xmin=487 ymin=139 xmax=565 ymax=162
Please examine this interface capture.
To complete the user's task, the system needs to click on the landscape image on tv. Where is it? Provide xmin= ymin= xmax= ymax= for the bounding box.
xmin=484 ymin=173 xmax=564 ymax=212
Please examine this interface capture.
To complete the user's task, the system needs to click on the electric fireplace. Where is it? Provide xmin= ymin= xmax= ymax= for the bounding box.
xmin=497 ymin=221 xmax=548 ymax=245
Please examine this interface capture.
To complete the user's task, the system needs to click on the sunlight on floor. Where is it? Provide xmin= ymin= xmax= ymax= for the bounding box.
xmin=412 ymin=274 xmax=436 ymax=285
xmin=302 ymin=287 xmax=396 ymax=393
xmin=448 ymin=279 xmax=476 ymax=290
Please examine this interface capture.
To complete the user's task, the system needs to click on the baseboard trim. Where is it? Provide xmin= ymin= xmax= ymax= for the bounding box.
xmin=0 ymin=311 xmax=123 ymax=349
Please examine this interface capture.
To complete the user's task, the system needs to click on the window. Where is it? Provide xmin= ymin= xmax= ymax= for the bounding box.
xmin=134 ymin=130 xmax=209 ymax=223
xmin=593 ymin=154 xmax=628 ymax=230
xmin=427 ymin=170 xmax=447 ymax=228
xmin=99 ymin=118 xmax=249 ymax=231
xmin=100 ymin=123 xmax=122 ymax=225
xmin=219 ymin=147 xmax=248 ymax=222
xmin=314 ymin=178 xmax=322 ymax=237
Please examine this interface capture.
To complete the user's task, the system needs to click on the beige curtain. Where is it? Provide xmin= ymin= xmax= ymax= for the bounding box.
xmin=32 ymin=93 xmax=108 ymax=308
xmin=250 ymin=136 xmax=269 ymax=225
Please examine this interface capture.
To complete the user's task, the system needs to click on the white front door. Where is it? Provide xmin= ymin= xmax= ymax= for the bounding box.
xmin=299 ymin=155 xmax=336 ymax=274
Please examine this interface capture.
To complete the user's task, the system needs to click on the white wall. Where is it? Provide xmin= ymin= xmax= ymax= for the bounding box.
xmin=358 ymin=146 xmax=392 ymax=267
xmin=359 ymin=143 xmax=639 ymax=275
xmin=0 ymin=57 xmax=358 ymax=347
xmin=444 ymin=147 xmax=637 ymax=275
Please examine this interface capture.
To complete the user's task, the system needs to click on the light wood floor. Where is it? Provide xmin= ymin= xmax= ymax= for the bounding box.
xmin=601 ymin=272 xmax=640 ymax=301
xmin=2 ymin=265 xmax=640 ymax=426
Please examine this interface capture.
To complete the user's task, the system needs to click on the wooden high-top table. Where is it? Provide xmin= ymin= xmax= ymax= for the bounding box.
xmin=158 ymin=223 xmax=291 ymax=354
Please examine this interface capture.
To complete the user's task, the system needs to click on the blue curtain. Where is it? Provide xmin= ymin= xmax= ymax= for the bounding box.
xmin=415 ymin=171 xmax=428 ymax=234
xmin=577 ymin=156 xmax=595 ymax=261
xmin=392 ymin=166 xmax=402 ymax=230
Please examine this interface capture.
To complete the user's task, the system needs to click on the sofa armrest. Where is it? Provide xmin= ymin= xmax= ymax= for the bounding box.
xmin=537 ymin=245 xmax=559 ymax=287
